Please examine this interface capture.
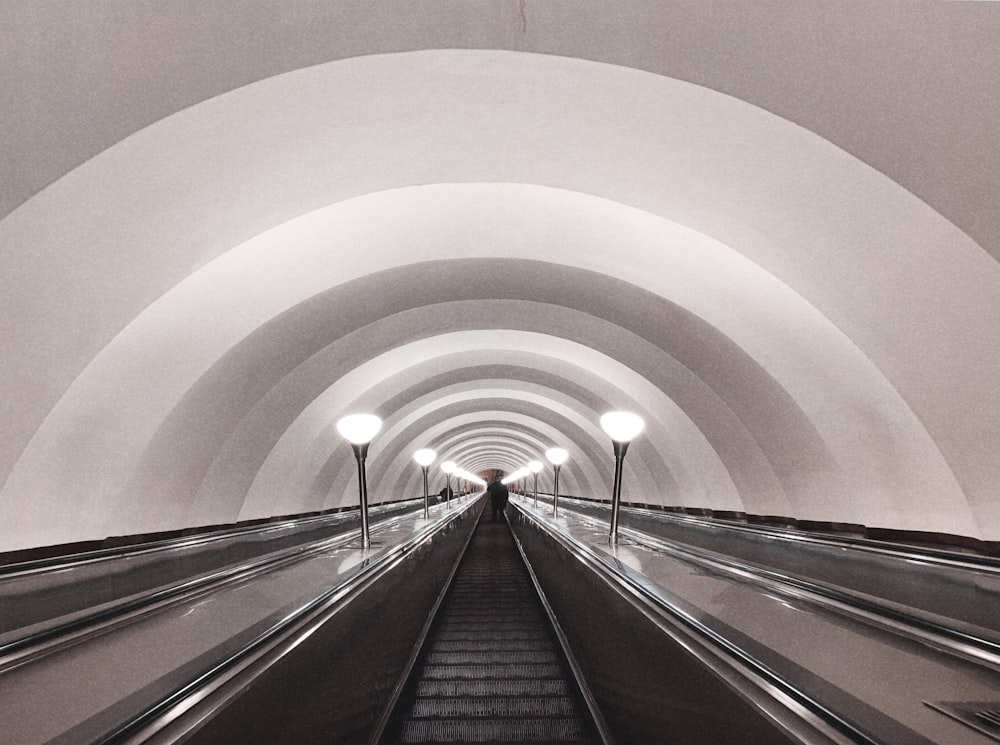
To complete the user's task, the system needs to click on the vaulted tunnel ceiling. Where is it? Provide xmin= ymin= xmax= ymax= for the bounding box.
xmin=2 ymin=4 xmax=999 ymax=552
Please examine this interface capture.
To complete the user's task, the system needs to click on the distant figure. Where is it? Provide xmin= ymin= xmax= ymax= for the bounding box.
xmin=486 ymin=473 xmax=509 ymax=522
xmin=438 ymin=485 xmax=453 ymax=503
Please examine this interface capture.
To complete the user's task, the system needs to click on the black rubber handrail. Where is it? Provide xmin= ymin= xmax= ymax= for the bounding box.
xmin=604 ymin=519 xmax=1000 ymax=670
xmin=0 ymin=505 xmax=424 ymax=669
xmin=367 ymin=501 xmax=484 ymax=745
xmin=554 ymin=504 xmax=1000 ymax=672
xmin=511 ymin=501 xmax=886 ymax=745
xmin=95 ymin=496 xmax=485 ymax=745
xmin=559 ymin=495 xmax=1000 ymax=573
xmin=0 ymin=499 xmax=422 ymax=577
xmin=506 ymin=512 xmax=617 ymax=745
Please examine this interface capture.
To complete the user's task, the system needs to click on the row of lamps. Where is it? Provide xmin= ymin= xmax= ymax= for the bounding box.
xmin=336 ymin=409 xmax=645 ymax=549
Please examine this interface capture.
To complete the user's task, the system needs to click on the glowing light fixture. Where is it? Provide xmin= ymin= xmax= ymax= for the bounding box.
xmin=545 ymin=447 xmax=569 ymax=517
xmin=600 ymin=411 xmax=645 ymax=443
xmin=528 ymin=459 xmax=543 ymax=507
xmin=545 ymin=447 xmax=568 ymax=465
xmin=336 ymin=414 xmax=382 ymax=549
xmin=501 ymin=466 xmax=530 ymax=485
xmin=600 ymin=411 xmax=645 ymax=545
xmin=336 ymin=413 xmax=382 ymax=445
xmin=441 ymin=460 xmax=456 ymax=504
xmin=413 ymin=448 xmax=437 ymax=518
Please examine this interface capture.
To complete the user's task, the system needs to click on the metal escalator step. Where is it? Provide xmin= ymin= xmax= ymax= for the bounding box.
xmin=447 ymin=598 xmax=531 ymax=605
xmin=433 ymin=632 xmax=550 ymax=644
xmin=447 ymin=606 xmax=528 ymax=613
xmin=416 ymin=678 xmax=572 ymax=698
xmin=435 ymin=625 xmax=547 ymax=634
xmin=452 ymin=600 xmax=536 ymax=604
xmin=400 ymin=717 xmax=587 ymax=743
xmin=409 ymin=695 xmax=578 ymax=718
xmin=436 ymin=621 xmax=543 ymax=634
xmin=442 ymin=605 xmax=541 ymax=623
xmin=431 ymin=639 xmax=552 ymax=652
xmin=442 ymin=612 xmax=541 ymax=624
xmin=385 ymin=511 xmax=597 ymax=743
xmin=424 ymin=650 xmax=559 ymax=665
xmin=433 ymin=631 xmax=550 ymax=642
xmin=421 ymin=662 xmax=566 ymax=680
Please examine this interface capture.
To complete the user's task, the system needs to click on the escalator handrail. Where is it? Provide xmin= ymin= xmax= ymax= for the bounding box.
xmin=96 ymin=494 xmax=485 ymax=745
xmin=605 ymin=519 xmax=1000 ymax=671
xmin=0 ymin=504 xmax=428 ymax=669
xmin=549 ymin=503 xmax=1000 ymax=673
xmin=510 ymin=500 xmax=885 ymax=745
xmin=0 ymin=499 xmax=424 ymax=577
xmin=368 ymin=500 xmax=486 ymax=745
xmin=505 ymin=512 xmax=617 ymax=745
xmin=558 ymin=495 xmax=1000 ymax=574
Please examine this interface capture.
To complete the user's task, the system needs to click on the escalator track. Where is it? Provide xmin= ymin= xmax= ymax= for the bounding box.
xmin=380 ymin=507 xmax=604 ymax=744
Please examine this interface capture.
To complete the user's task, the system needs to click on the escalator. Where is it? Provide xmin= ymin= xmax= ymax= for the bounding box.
xmin=379 ymin=507 xmax=605 ymax=744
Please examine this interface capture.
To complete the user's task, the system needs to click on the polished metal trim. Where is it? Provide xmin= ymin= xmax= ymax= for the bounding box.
xmin=0 ymin=508 xmax=425 ymax=672
xmin=0 ymin=498 xmax=422 ymax=577
xmin=565 ymin=506 xmax=1000 ymax=673
xmin=925 ymin=700 xmax=1000 ymax=742
xmin=564 ymin=495 xmax=1000 ymax=574
xmin=91 ymin=495 xmax=486 ymax=745
xmin=506 ymin=513 xmax=617 ymax=745
xmin=511 ymin=501 xmax=869 ymax=745
xmin=367 ymin=496 xmax=485 ymax=745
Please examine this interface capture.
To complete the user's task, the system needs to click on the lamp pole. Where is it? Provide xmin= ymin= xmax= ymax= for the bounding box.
xmin=528 ymin=460 xmax=543 ymax=508
xmin=422 ymin=466 xmax=429 ymax=518
xmin=600 ymin=411 xmax=645 ymax=546
xmin=336 ymin=414 xmax=382 ymax=550
xmin=609 ymin=439 xmax=628 ymax=542
xmin=414 ymin=449 xmax=437 ymax=520
xmin=353 ymin=442 xmax=372 ymax=549
xmin=545 ymin=448 xmax=569 ymax=518
xmin=442 ymin=460 xmax=456 ymax=505
xmin=553 ymin=465 xmax=560 ymax=517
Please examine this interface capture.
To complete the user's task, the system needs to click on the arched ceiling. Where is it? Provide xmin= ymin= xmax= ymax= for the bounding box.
xmin=1 ymin=5 xmax=999 ymax=552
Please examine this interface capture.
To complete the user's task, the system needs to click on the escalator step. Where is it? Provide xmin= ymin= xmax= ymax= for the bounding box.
xmin=415 ymin=678 xmax=573 ymax=698
xmin=400 ymin=717 xmax=588 ymax=743
xmin=430 ymin=639 xmax=552 ymax=652
xmin=436 ymin=621 xmax=544 ymax=634
xmin=384 ymin=511 xmax=597 ymax=743
xmin=421 ymin=662 xmax=566 ymax=679
xmin=409 ymin=696 xmax=578 ymax=717
xmin=424 ymin=650 xmax=560 ymax=665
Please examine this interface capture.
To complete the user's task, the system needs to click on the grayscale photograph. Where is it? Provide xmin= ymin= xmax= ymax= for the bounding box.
xmin=2 ymin=2 xmax=999 ymax=743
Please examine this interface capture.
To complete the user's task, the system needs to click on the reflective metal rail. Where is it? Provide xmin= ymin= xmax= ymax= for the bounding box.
xmin=546 ymin=495 xmax=1000 ymax=637
xmin=375 ymin=507 xmax=613 ymax=745
xmin=0 ymin=496 xmax=482 ymax=745
xmin=510 ymin=500 xmax=901 ymax=745
xmin=573 ymin=512 xmax=1000 ymax=674
xmin=107 ymin=497 xmax=484 ymax=745
xmin=0 ymin=509 xmax=420 ymax=672
xmin=0 ymin=499 xmax=421 ymax=637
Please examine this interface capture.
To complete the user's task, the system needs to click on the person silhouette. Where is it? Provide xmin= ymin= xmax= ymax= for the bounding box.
xmin=486 ymin=472 xmax=509 ymax=522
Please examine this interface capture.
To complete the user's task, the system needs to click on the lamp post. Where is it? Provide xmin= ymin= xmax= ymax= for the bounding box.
xmin=600 ymin=411 xmax=645 ymax=545
xmin=528 ymin=460 xmax=543 ymax=508
xmin=545 ymin=447 xmax=569 ymax=518
xmin=441 ymin=460 xmax=456 ymax=505
xmin=413 ymin=448 xmax=437 ymax=519
xmin=336 ymin=414 xmax=382 ymax=550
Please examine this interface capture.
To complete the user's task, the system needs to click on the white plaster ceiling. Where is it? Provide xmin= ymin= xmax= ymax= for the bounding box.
xmin=1 ymin=5 xmax=998 ymax=551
